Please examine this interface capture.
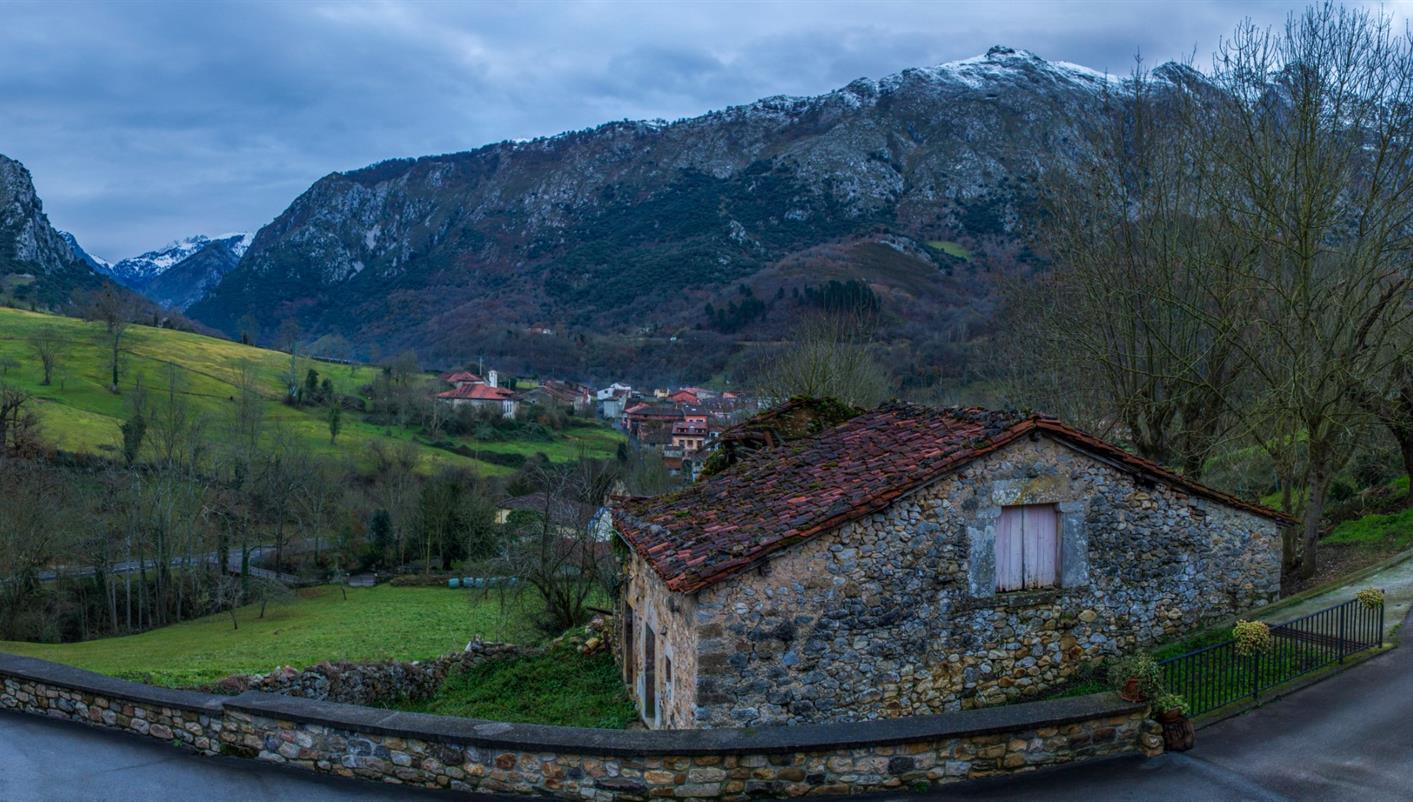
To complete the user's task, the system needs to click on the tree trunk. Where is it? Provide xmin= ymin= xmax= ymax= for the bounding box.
xmin=1397 ymin=429 xmax=1413 ymax=508
xmin=1300 ymin=468 xmax=1330 ymax=580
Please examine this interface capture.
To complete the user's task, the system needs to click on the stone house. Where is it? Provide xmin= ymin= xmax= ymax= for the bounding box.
xmin=435 ymin=382 xmax=519 ymax=418
xmin=610 ymin=404 xmax=1287 ymax=730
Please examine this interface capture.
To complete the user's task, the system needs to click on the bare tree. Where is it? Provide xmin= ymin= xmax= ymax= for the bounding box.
xmin=1000 ymin=60 xmax=1251 ymax=477
xmin=483 ymin=456 xmax=613 ymax=633
xmin=84 ymin=285 xmax=134 ymax=392
xmin=27 ymin=327 xmax=62 ymax=386
xmin=1203 ymin=3 xmax=1413 ymax=577
xmin=759 ymin=313 xmax=890 ymax=408
xmin=0 ymin=384 xmax=41 ymax=457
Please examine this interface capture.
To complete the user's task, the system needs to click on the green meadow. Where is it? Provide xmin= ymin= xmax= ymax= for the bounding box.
xmin=0 ymin=307 xmax=623 ymax=474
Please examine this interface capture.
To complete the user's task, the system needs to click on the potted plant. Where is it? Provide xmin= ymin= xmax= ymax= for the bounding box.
xmin=1154 ymin=692 xmax=1195 ymax=751
xmin=1107 ymin=652 xmax=1162 ymax=703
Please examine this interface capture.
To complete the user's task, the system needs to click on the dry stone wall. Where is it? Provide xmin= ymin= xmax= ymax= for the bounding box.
xmin=209 ymin=641 xmax=524 ymax=706
xmin=0 ymin=651 xmax=1160 ymax=800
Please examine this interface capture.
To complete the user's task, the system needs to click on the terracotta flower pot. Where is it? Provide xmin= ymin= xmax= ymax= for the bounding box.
xmin=1119 ymin=677 xmax=1143 ymax=702
xmin=1160 ymin=711 xmax=1196 ymax=752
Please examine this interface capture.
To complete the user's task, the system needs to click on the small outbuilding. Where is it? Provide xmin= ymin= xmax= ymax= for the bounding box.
xmin=610 ymin=404 xmax=1288 ymax=729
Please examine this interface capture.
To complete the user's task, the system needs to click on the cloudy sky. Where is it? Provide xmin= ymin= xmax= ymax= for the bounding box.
xmin=0 ymin=0 xmax=1357 ymax=260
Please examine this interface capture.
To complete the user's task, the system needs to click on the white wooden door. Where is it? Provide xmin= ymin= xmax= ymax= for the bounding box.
xmin=1022 ymin=505 xmax=1058 ymax=589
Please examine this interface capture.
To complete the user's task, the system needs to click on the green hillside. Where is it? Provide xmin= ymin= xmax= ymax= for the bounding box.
xmin=0 ymin=307 xmax=622 ymax=474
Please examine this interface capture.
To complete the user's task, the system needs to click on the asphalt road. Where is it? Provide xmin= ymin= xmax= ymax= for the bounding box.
xmin=0 ymin=709 xmax=456 ymax=802
xmin=906 ymin=611 xmax=1413 ymax=802
xmin=3 ymin=617 xmax=1411 ymax=802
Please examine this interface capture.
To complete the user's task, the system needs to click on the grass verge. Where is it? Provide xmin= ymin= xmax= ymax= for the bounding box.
xmin=0 ymin=585 xmax=546 ymax=687
xmin=394 ymin=642 xmax=637 ymax=729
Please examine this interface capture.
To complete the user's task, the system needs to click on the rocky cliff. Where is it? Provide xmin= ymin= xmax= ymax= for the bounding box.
xmin=0 ymin=154 xmax=103 ymax=307
xmin=189 ymin=48 xmax=1159 ymax=382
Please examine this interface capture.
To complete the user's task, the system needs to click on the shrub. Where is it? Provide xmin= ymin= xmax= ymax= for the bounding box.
xmin=1327 ymin=478 xmax=1356 ymax=503
xmin=1153 ymin=692 xmax=1188 ymax=716
xmin=1357 ymin=587 xmax=1385 ymax=610
xmin=1107 ymin=651 xmax=1162 ymax=699
xmin=1232 ymin=620 xmax=1273 ymax=656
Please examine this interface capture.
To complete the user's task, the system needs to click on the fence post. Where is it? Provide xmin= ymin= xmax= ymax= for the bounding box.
xmin=1251 ymin=649 xmax=1260 ymax=702
xmin=1379 ymin=601 xmax=1385 ymax=648
xmin=1338 ymin=602 xmax=1347 ymax=664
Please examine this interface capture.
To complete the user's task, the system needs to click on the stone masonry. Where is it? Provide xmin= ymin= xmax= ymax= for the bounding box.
xmin=621 ymin=434 xmax=1282 ymax=729
xmin=0 ymin=650 xmax=1159 ymax=800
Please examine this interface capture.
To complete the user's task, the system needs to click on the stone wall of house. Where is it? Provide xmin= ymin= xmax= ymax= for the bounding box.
xmin=689 ymin=435 xmax=1282 ymax=728
xmin=0 ymin=651 xmax=1159 ymax=800
xmin=621 ymin=552 xmax=699 ymax=728
xmin=208 ymin=642 xmax=524 ymax=706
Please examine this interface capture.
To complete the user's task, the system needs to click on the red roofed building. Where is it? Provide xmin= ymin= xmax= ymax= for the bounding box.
xmin=667 ymin=389 xmax=699 ymax=406
xmin=608 ymin=403 xmax=1288 ymax=729
xmin=436 ymin=382 xmax=519 ymax=418
xmin=670 ymin=420 xmax=709 ymax=453
xmin=441 ymin=370 xmax=484 ymax=388
xmin=623 ymin=403 xmax=684 ymax=445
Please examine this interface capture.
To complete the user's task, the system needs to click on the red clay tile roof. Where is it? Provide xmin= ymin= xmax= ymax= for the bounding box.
xmin=437 ymin=383 xmax=516 ymax=401
xmin=613 ymin=403 xmax=1294 ymax=594
xmin=441 ymin=370 xmax=484 ymax=384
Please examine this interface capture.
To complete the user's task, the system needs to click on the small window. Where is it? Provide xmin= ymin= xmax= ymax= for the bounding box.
xmin=663 ymin=654 xmax=673 ymax=701
xmin=995 ymin=504 xmax=1059 ymax=591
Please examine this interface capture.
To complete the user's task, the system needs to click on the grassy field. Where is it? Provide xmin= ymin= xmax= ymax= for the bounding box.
xmin=0 ymin=307 xmax=622 ymax=474
xmin=926 ymin=239 xmax=972 ymax=260
xmin=0 ymin=585 xmax=547 ymax=687
xmin=1327 ymin=507 xmax=1413 ymax=547
xmin=397 ymin=643 xmax=637 ymax=729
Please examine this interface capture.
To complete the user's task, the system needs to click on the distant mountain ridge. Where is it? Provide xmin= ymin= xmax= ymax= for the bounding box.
xmin=98 ymin=233 xmax=250 ymax=287
xmin=186 ymin=46 xmax=1160 ymax=383
xmin=76 ymin=232 xmax=251 ymax=310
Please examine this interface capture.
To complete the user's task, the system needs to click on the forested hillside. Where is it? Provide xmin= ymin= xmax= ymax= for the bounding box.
xmin=187 ymin=47 xmax=1145 ymax=386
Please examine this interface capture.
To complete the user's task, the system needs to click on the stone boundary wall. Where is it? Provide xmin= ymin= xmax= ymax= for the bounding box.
xmin=0 ymin=652 xmax=1160 ymax=799
xmin=208 ymin=642 xmax=525 ymax=706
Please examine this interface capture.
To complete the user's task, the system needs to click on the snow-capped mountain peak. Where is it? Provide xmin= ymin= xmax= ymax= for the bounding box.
xmin=104 ymin=232 xmax=251 ymax=289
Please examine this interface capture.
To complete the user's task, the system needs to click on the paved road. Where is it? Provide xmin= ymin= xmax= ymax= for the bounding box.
xmin=0 ymin=709 xmax=457 ymax=802
xmin=36 ymin=541 xmax=305 ymax=586
xmin=4 ymin=617 xmax=1412 ymax=802
xmin=903 ymin=610 xmax=1413 ymax=802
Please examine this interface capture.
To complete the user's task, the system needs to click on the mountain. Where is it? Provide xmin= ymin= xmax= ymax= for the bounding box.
xmin=189 ymin=47 xmax=1162 ymax=384
xmin=58 ymin=230 xmax=110 ymax=273
xmin=139 ymin=235 xmax=247 ymax=310
xmin=0 ymin=154 xmax=104 ymax=308
xmin=104 ymin=233 xmax=250 ymax=291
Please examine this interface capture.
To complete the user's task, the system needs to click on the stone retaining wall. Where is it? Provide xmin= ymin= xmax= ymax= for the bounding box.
xmin=0 ymin=652 xmax=1160 ymax=799
xmin=209 ymin=642 xmax=525 ymax=706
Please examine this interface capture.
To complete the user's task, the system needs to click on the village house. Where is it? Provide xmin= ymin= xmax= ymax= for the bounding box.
xmin=622 ymin=402 xmax=684 ymax=445
xmin=436 ymin=382 xmax=518 ymax=418
xmin=667 ymin=388 xmax=700 ymax=406
xmin=610 ymin=404 xmax=1286 ymax=730
xmin=440 ymin=370 xmax=484 ymax=389
xmin=669 ymin=416 xmax=710 ymax=452
xmin=525 ymin=379 xmax=593 ymax=413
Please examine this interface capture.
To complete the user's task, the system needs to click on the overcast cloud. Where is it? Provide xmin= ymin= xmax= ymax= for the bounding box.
xmin=0 ymin=0 xmax=1362 ymax=259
